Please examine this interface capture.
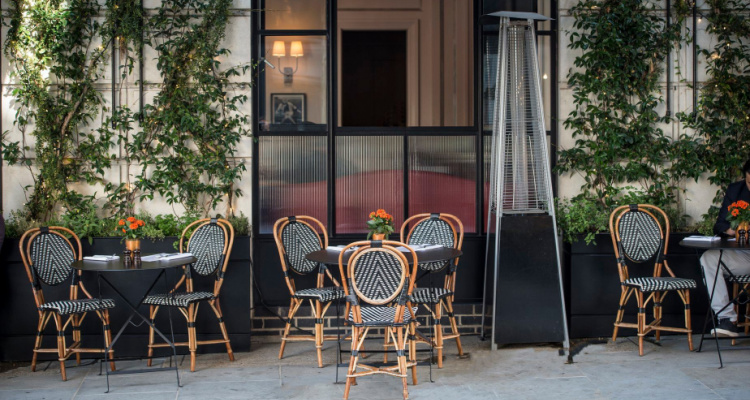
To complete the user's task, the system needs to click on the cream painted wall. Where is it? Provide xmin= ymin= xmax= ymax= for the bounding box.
xmin=0 ymin=2 xmax=255 ymax=220
xmin=556 ymin=1 xmax=722 ymax=224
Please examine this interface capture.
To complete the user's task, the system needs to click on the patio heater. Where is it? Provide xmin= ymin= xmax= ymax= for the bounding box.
xmin=480 ymin=11 xmax=570 ymax=355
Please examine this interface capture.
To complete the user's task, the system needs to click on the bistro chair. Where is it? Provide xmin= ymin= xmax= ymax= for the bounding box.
xmin=730 ymin=275 xmax=750 ymax=342
xmin=145 ymin=217 xmax=234 ymax=372
xmin=273 ymin=215 xmax=344 ymax=367
xmin=339 ymin=240 xmax=419 ymax=400
xmin=19 ymin=226 xmax=116 ymax=381
xmin=399 ymin=213 xmax=464 ymax=368
xmin=609 ymin=204 xmax=696 ymax=355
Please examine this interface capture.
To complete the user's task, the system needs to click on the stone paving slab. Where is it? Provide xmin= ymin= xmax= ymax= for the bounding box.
xmin=0 ymin=335 xmax=749 ymax=399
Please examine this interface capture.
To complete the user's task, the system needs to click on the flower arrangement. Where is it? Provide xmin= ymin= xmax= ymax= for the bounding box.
xmin=118 ymin=216 xmax=146 ymax=240
xmin=726 ymin=200 xmax=750 ymax=229
xmin=366 ymin=209 xmax=395 ymax=239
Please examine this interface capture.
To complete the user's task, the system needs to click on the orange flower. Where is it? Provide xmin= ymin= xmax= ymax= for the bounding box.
xmin=739 ymin=200 xmax=749 ymax=209
xmin=732 ymin=209 xmax=740 ymax=217
xmin=118 ymin=219 xmax=125 ymax=226
xmin=129 ymin=223 xmax=139 ymax=230
xmin=127 ymin=216 xmax=136 ymax=223
xmin=136 ymin=220 xmax=145 ymax=227
xmin=122 ymin=228 xmax=127 ymax=234
xmin=369 ymin=212 xmax=375 ymax=219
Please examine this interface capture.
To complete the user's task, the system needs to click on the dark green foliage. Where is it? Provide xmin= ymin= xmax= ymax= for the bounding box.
xmin=556 ymin=0 xmax=699 ymax=241
xmin=125 ymin=0 xmax=251 ymax=215
xmin=678 ymin=0 xmax=750 ymax=204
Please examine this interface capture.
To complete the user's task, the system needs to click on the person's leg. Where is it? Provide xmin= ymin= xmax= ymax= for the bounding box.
xmin=700 ymin=249 xmax=750 ymax=321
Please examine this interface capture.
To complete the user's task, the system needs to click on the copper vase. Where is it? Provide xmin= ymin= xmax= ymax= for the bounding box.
xmin=125 ymin=239 xmax=141 ymax=252
xmin=371 ymin=233 xmax=386 ymax=241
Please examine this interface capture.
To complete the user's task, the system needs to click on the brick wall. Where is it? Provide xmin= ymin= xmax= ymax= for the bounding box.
xmin=251 ymin=302 xmax=483 ymax=339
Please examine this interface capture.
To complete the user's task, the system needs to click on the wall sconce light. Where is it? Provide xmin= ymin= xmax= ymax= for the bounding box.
xmin=272 ymin=40 xmax=303 ymax=86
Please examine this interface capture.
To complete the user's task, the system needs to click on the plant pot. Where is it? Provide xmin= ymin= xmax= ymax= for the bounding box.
xmin=125 ymin=239 xmax=141 ymax=252
xmin=371 ymin=233 xmax=386 ymax=240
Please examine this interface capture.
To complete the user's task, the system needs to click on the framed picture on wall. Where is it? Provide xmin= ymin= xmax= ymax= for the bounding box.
xmin=271 ymin=93 xmax=306 ymax=124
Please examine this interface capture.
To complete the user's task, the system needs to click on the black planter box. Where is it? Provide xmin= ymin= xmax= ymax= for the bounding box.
xmin=564 ymin=232 xmax=712 ymax=339
xmin=0 ymin=236 xmax=251 ymax=361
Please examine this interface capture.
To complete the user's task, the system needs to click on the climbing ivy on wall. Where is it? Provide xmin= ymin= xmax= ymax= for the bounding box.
xmin=2 ymin=0 xmax=131 ymax=221
xmin=555 ymin=0 xmax=700 ymax=241
xmin=125 ymin=0 xmax=251 ymax=216
xmin=679 ymin=0 xmax=750 ymax=204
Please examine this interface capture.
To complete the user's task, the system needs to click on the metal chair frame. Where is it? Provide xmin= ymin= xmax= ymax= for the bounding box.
xmin=399 ymin=213 xmax=464 ymax=368
xmin=273 ymin=215 xmax=343 ymax=367
xmin=146 ymin=217 xmax=235 ymax=372
xmin=609 ymin=204 xmax=695 ymax=356
xmin=19 ymin=226 xmax=116 ymax=381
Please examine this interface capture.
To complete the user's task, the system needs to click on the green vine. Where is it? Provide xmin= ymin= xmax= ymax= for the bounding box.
xmin=678 ymin=0 xmax=750 ymax=205
xmin=556 ymin=0 xmax=699 ymax=241
xmin=125 ymin=0 xmax=251 ymax=215
xmin=1 ymin=0 xmax=131 ymax=221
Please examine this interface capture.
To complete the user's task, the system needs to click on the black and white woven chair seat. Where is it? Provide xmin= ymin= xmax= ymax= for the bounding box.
xmin=294 ymin=286 xmax=344 ymax=303
xmin=728 ymin=274 xmax=750 ymax=284
xmin=143 ymin=291 xmax=215 ymax=307
xmin=347 ymin=306 xmax=418 ymax=327
xmin=40 ymin=298 xmax=115 ymax=315
xmin=410 ymin=287 xmax=452 ymax=304
xmin=623 ymin=277 xmax=696 ymax=292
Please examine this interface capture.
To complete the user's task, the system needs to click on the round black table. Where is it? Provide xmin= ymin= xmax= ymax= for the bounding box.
xmin=680 ymin=238 xmax=750 ymax=367
xmin=306 ymin=246 xmax=462 ymax=266
xmin=72 ymin=254 xmax=196 ymax=391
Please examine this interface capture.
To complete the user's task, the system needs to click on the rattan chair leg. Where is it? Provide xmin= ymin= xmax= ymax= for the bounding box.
xmin=72 ymin=314 xmax=81 ymax=365
xmin=637 ymin=291 xmax=645 ymax=356
xmin=684 ymin=290 xmax=693 ymax=351
xmin=31 ymin=313 xmax=46 ymax=372
xmin=188 ymin=304 xmax=197 ymax=372
xmin=279 ymin=299 xmax=300 ymax=360
xmin=314 ymin=301 xmax=324 ymax=368
xmin=409 ymin=322 xmax=417 ymax=386
xmin=612 ymin=288 xmax=628 ymax=342
xmin=397 ymin=327 xmax=408 ymax=400
xmin=210 ymin=300 xmax=234 ymax=361
xmin=54 ymin=314 xmax=67 ymax=381
xmin=344 ymin=326 xmax=360 ymax=400
xmin=444 ymin=299 xmax=464 ymax=356
xmin=383 ymin=327 xmax=390 ymax=363
xmin=654 ymin=292 xmax=663 ymax=342
xmin=434 ymin=301 xmax=444 ymax=368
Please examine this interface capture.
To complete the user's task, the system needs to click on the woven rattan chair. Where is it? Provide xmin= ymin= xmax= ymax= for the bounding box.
xmin=610 ymin=204 xmax=696 ymax=355
xmin=730 ymin=275 xmax=750 ymax=342
xmin=19 ymin=227 xmax=116 ymax=381
xmin=400 ymin=213 xmax=464 ymax=368
xmin=339 ymin=240 xmax=419 ymax=400
xmin=273 ymin=216 xmax=344 ymax=367
xmin=145 ymin=218 xmax=234 ymax=372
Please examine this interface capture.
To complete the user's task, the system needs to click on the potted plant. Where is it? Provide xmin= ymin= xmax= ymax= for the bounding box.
xmin=366 ymin=209 xmax=395 ymax=240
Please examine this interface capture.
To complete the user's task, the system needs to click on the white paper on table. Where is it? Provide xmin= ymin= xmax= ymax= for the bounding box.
xmin=683 ymin=235 xmax=720 ymax=242
xmin=84 ymin=255 xmax=119 ymax=262
xmin=326 ymin=245 xmax=358 ymax=252
xmin=141 ymin=253 xmax=194 ymax=262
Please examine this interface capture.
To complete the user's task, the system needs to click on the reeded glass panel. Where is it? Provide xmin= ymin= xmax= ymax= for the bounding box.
xmin=408 ymin=136 xmax=477 ymax=233
xmin=261 ymin=36 xmax=327 ymax=132
xmin=483 ymin=34 xmax=499 ymax=132
xmin=258 ymin=136 xmax=327 ymax=233
xmin=335 ymin=136 xmax=404 ymax=234
xmin=263 ymin=0 xmax=326 ymax=30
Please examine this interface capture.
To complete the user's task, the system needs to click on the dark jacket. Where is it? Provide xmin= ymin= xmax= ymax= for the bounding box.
xmin=714 ymin=180 xmax=750 ymax=235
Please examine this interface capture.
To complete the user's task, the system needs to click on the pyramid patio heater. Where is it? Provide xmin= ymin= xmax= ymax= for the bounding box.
xmin=480 ymin=11 xmax=570 ymax=355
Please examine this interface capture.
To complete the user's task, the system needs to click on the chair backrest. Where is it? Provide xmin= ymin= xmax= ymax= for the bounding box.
xmin=401 ymin=213 xmax=463 ymax=272
xmin=20 ymin=227 xmax=83 ymax=306
xmin=273 ymin=216 xmax=328 ymax=295
xmin=340 ymin=240 xmax=418 ymax=324
xmin=180 ymin=218 xmax=234 ymax=295
xmin=609 ymin=204 xmax=669 ymax=280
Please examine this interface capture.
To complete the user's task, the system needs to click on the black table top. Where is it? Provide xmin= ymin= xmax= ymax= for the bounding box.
xmin=679 ymin=237 xmax=750 ymax=250
xmin=71 ymin=254 xmax=197 ymax=272
xmin=306 ymin=246 xmax=462 ymax=266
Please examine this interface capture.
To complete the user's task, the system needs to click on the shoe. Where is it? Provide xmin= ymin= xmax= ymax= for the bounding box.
xmin=711 ymin=318 xmax=739 ymax=337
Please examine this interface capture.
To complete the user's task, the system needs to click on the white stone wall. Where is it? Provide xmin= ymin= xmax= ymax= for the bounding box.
xmin=0 ymin=1 xmax=255 ymax=220
xmin=557 ymin=0 xmax=722 ymax=224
